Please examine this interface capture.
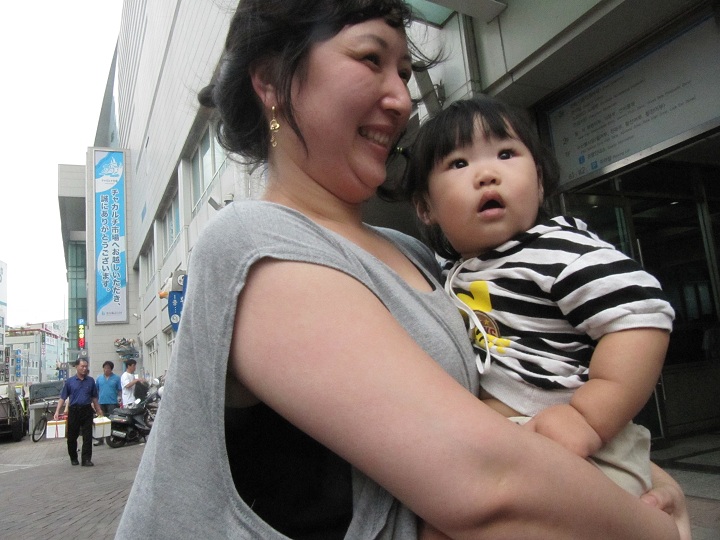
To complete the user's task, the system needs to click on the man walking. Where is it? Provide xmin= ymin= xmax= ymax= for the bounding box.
xmin=121 ymin=359 xmax=145 ymax=407
xmin=54 ymin=358 xmax=103 ymax=467
xmin=94 ymin=360 xmax=121 ymax=446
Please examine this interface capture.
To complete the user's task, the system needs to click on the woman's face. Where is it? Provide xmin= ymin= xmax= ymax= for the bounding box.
xmin=286 ymin=18 xmax=412 ymax=203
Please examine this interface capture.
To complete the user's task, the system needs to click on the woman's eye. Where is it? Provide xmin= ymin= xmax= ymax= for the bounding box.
xmin=363 ymin=53 xmax=381 ymax=66
xmin=398 ymin=68 xmax=412 ymax=83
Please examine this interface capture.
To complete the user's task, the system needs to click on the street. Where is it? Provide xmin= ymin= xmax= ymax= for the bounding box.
xmin=0 ymin=434 xmax=143 ymax=539
xmin=1 ymin=430 xmax=719 ymax=539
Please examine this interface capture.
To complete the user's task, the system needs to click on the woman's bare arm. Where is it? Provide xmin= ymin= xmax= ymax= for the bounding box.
xmin=230 ymin=260 xmax=679 ymax=539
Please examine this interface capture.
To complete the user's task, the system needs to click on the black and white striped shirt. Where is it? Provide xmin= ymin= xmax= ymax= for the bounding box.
xmin=445 ymin=216 xmax=674 ymax=416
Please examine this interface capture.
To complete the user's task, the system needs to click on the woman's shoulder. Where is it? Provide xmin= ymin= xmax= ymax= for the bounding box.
xmin=203 ymin=200 xmax=302 ymax=235
xmin=194 ymin=201 xmax=372 ymax=272
xmin=194 ymin=201 xmax=313 ymax=256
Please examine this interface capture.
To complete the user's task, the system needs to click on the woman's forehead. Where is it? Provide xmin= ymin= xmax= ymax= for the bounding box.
xmin=337 ymin=18 xmax=409 ymax=50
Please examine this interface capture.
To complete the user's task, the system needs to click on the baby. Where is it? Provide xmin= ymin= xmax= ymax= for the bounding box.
xmin=403 ymin=95 xmax=674 ymax=499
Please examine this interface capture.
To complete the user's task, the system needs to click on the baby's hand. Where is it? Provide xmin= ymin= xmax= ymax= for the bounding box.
xmin=523 ymin=404 xmax=603 ymax=458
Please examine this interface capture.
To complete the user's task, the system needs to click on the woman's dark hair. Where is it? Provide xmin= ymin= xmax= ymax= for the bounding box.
xmin=399 ymin=95 xmax=560 ymax=260
xmin=198 ymin=0 xmax=428 ymax=164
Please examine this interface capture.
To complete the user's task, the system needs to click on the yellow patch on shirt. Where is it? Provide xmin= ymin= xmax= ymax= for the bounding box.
xmin=457 ymin=280 xmax=492 ymax=313
xmin=457 ymin=280 xmax=509 ymax=353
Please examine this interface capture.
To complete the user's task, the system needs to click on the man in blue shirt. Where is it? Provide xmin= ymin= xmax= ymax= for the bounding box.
xmin=54 ymin=359 xmax=103 ymax=466
xmin=94 ymin=360 xmax=122 ymax=446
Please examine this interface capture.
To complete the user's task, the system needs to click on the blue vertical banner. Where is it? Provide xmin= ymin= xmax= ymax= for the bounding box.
xmin=168 ymin=271 xmax=187 ymax=332
xmin=15 ymin=350 xmax=22 ymax=378
xmin=94 ymin=149 xmax=128 ymax=323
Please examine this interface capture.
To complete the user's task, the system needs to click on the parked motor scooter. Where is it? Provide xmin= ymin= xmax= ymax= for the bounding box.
xmin=106 ymin=378 xmax=161 ymax=448
xmin=144 ymin=374 xmax=164 ymax=429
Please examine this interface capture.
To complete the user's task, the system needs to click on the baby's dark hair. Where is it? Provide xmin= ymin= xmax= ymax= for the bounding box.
xmin=401 ymin=95 xmax=560 ymax=259
xmin=198 ymin=0 xmax=430 ymax=164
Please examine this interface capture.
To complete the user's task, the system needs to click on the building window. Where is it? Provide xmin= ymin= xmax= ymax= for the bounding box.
xmin=191 ymin=126 xmax=227 ymax=212
xmin=142 ymin=243 xmax=155 ymax=291
xmin=146 ymin=337 xmax=158 ymax=378
xmin=67 ymin=241 xmax=87 ymax=361
xmin=163 ymin=193 xmax=181 ymax=255
xmin=164 ymin=329 xmax=175 ymax=374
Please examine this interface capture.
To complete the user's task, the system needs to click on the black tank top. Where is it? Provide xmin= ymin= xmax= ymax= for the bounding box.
xmin=225 ymin=404 xmax=353 ymax=539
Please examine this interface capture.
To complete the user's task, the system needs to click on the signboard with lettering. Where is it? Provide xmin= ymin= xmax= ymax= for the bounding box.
xmin=93 ymin=149 xmax=128 ymax=323
xmin=77 ymin=318 xmax=86 ymax=349
xmin=167 ymin=272 xmax=187 ymax=332
xmin=547 ymin=16 xmax=720 ymax=187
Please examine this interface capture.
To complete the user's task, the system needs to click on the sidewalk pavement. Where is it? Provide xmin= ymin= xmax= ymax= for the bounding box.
xmin=0 ymin=434 xmax=143 ymax=540
xmin=1 ymin=430 xmax=719 ymax=539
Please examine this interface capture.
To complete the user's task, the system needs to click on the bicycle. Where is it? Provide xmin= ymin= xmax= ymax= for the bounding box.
xmin=32 ymin=400 xmax=63 ymax=442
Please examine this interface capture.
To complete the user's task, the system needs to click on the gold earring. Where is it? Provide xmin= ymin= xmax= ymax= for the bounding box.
xmin=269 ymin=106 xmax=280 ymax=148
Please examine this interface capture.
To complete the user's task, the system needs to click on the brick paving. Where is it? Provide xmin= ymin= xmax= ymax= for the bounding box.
xmin=0 ymin=433 xmax=143 ymax=539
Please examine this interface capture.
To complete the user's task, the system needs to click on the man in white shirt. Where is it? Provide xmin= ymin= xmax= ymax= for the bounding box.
xmin=121 ymin=359 xmax=145 ymax=407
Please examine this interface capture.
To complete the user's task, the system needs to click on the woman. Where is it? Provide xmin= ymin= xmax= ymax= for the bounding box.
xmin=117 ymin=1 xmax=688 ymax=538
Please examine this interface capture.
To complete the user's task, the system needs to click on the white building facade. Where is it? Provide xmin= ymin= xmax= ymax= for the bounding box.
xmin=0 ymin=259 xmax=6 ymax=381
xmin=5 ymin=323 xmax=69 ymax=385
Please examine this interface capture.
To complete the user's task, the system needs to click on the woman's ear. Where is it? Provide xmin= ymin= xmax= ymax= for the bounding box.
xmin=249 ymin=58 xmax=277 ymax=110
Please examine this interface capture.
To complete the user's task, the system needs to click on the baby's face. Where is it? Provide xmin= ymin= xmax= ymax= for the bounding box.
xmin=421 ymin=125 xmax=543 ymax=258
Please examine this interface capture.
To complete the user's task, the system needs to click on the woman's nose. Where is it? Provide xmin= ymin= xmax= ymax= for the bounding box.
xmin=381 ymin=73 xmax=412 ymax=120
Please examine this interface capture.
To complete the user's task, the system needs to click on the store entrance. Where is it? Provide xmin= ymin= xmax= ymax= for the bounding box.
xmin=560 ymin=133 xmax=720 ymax=438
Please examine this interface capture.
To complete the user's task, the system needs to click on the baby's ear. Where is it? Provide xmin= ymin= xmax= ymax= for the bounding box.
xmin=414 ymin=196 xmax=434 ymax=225
xmin=536 ymin=166 xmax=545 ymax=205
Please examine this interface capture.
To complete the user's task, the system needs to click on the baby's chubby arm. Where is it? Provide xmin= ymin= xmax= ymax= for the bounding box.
xmin=523 ymin=403 xmax=603 ymax=458
xmin=525 ymin=328 xmax=669 ymax=457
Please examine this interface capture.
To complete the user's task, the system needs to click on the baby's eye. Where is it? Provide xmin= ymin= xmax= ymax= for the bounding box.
xmin=498 ymin=149 xmax=514 ymax=160
xmin=449 ymin=158 xmax=468 ymax=169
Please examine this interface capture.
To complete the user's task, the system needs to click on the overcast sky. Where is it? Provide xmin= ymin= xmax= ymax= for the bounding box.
xmin=0 ymin=1 xmax=123 ymax=327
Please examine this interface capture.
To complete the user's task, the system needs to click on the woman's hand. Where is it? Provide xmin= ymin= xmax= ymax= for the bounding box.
xmin=642 ymin=463 xmax=692 ymax=540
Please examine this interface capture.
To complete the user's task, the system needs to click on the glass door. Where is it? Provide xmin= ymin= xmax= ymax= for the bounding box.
xmin=560 ymin=160 xmax=720 ymax=440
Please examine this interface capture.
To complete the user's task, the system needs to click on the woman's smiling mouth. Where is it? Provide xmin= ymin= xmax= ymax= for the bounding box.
xmin=359 ymin=127 xmax=393 ymax=148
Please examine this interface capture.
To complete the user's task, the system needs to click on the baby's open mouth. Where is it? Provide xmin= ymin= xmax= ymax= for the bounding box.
xmin=479 ymin=199 xmax=503 ymax=212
